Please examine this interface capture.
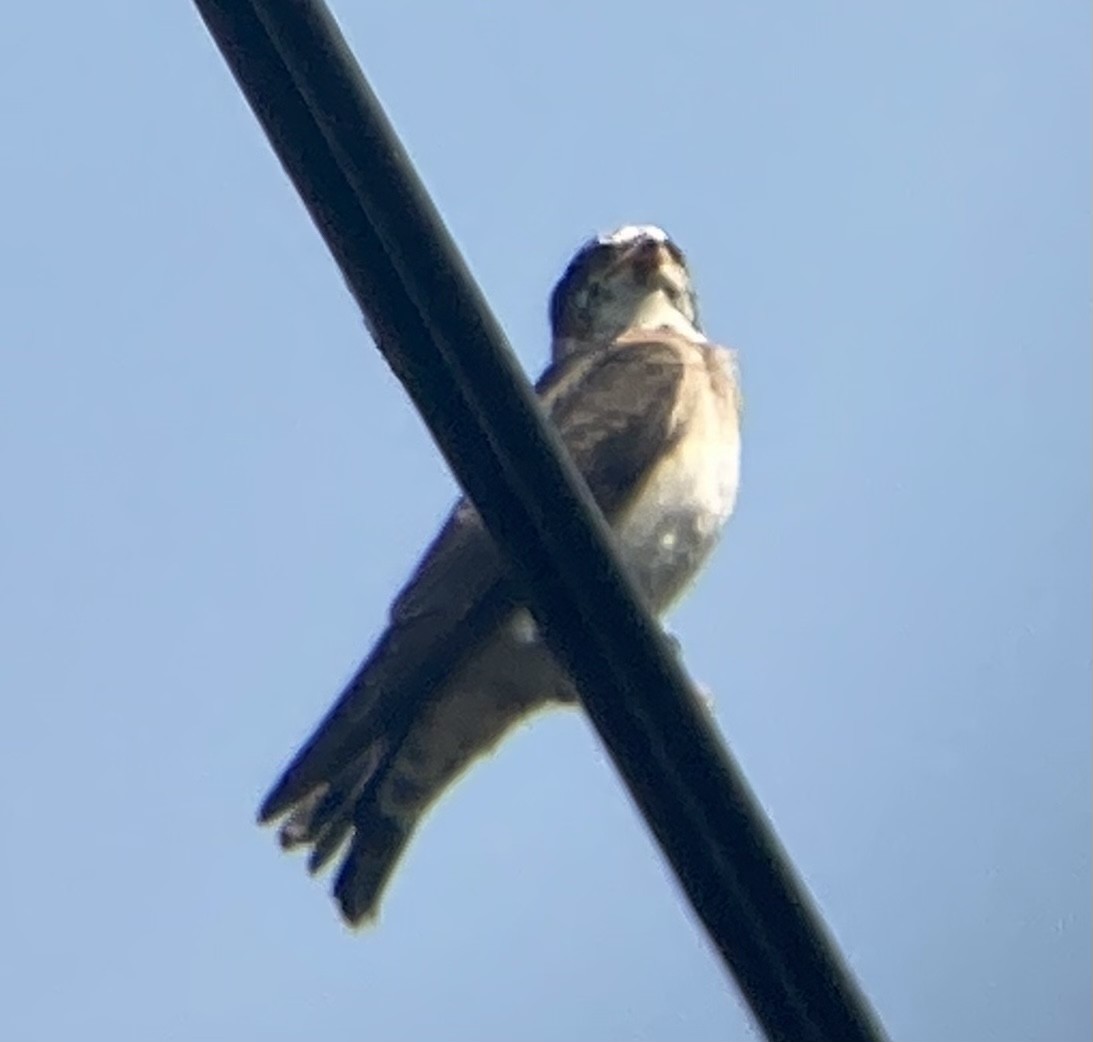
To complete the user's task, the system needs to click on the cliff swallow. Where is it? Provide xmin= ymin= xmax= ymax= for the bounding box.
xmin=259 ymin=224 xmax=743 ymax=925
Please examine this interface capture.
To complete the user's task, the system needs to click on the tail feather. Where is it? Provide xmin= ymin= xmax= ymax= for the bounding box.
xmin=306 ymin=739 xmax=384 ymax=839
xmin=274 ymin=742 xmax=386 ymax=867
xmin=278 ymin=788 xmax=327 ymax=850
xmin=334 ymin=806 xmax=414 ymax=926
xmin=307 ymin=813 xmax=355 ymax=874
xmin=278 ymin=784 xmax=358 ymax=875
xmin=269 ymin=738 xmax=414 ymax=924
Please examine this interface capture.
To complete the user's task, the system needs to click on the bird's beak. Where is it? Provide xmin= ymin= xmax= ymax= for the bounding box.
xmin=629 ymin=237 xmax=671 ymax=276
xmin=607 ymin=238 xmax=674 ymax=291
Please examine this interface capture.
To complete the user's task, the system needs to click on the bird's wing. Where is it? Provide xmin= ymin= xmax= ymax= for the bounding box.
xmin=537 ymin=329 xmax=697 ymax=519
xmin=259 ymin=331 xmax=693 ymax=822
xmin=258 ymin=499 xmax=512 ymax=823
xmin=392 ymin=331 xmax=695 ymax=622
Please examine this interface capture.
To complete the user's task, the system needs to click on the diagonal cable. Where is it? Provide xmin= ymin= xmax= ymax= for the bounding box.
xmin=193 ymin=3 xmax=891 ymax=1040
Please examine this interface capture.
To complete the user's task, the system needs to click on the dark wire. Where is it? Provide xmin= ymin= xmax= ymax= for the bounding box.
xmin=192 ymin=3 xmax=891 ymax=1039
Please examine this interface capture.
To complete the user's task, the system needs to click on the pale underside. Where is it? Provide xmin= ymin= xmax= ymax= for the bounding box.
xmin=260 ymin=320 xmax=742 ymax=923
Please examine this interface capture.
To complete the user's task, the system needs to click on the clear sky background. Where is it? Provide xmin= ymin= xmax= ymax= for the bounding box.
xmin=1 ymin=2 xmax=1088 ymax=1040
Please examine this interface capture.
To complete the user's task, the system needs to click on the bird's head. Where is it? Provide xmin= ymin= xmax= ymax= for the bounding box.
xmin=549 ymin=225 xmax=702 ymax=355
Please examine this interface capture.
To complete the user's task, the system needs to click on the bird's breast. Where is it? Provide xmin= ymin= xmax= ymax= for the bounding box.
xmin=615 ymin=347 xmax=741 ymax=614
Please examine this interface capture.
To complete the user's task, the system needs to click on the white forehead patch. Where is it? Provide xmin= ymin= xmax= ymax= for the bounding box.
xmin=598 ymin=224 xmax=670 ymax=246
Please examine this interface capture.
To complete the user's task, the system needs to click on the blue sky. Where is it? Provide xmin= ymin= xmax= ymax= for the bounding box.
xmin=1 ymin=2 xmax=1088 ymax=1040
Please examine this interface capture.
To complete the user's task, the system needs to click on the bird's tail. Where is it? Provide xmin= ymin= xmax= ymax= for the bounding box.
xmin=270 ymin=742 xmax=417 ymax=926
xmin=332 ymin=804 xmax=415 ymax=926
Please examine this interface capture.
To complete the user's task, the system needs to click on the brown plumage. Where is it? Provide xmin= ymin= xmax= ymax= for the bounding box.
xmin=259 ymin=227 xmax=742 ymax=925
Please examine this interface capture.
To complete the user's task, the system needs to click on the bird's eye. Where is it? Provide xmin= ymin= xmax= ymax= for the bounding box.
xmin=591 ymin=242 xmax=621 ymax=268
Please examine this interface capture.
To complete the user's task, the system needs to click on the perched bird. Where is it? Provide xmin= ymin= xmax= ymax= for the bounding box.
xmin=259 ymin=224 xmax=743 ymax=925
